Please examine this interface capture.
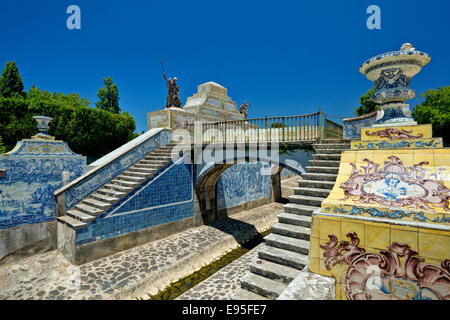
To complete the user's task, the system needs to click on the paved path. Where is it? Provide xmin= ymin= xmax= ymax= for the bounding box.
xmin=176 ymin=244 xmax=262 ymax=300
xmin=0 ymin=202 xmax=283 ymax=300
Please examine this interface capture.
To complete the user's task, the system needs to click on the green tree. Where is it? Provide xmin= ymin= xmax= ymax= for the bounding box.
xmin=95 ymin=76 xmax=121 ymax=113
xmin=0 ymin=61 xmax=26 ymax=98
xmin=0 ymin=135 xmax=6 ymax=153
xmin=412 ymin=86 xmax=450 ymax=146
xmin=355 ymin=87 xmax=378 ymax=116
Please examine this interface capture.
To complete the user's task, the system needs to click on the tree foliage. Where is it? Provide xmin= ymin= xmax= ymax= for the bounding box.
xmin=0 ymin=61 xmax=26 ymax=99
xmin=412 ymin=86 xmax=450 ymax=146
xmin=0 ymin=135 xmax=6 ymax=154
xmin=95 ymin=76 xmax=121 ymax=113
xmin=355 ymin=87 xmax=378 ymax=116
xmin=0 ymin=62 xmax=137 ymax=158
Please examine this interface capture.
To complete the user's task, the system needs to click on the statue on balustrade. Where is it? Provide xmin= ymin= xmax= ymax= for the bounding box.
xmin=239 ymin=100 xmax=251 ymax=119
xmin=161 ymin=60 xmax=182 ymax=108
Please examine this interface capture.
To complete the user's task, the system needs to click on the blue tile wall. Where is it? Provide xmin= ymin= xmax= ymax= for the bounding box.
xmin=216 ymin=162 xmax=271 ymax=210
xmin=0 ymin=140 xmax=86 ymax=229
xmin=75 ymin=161 xmax=194 ymax=245
xmin=343 ymin=114 xmax=377 ymax=139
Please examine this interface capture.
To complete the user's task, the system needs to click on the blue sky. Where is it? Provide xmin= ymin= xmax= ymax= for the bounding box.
xmin=1 ymin=0 xmax=449 ymax=133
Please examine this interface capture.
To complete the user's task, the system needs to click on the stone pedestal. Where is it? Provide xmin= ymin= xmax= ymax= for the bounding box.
xmin=308 ymin=45 xmax=450 ymax=300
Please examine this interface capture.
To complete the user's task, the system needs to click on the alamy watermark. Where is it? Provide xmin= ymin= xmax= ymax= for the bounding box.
xmin=366 ymin=5 xmax=381 ymax=30
xmin=66 ymin=5 xmax=81 ymax=30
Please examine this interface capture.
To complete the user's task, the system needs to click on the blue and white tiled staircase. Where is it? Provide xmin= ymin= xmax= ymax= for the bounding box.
xmin=57 ymin=143 xmax=179 ymax=230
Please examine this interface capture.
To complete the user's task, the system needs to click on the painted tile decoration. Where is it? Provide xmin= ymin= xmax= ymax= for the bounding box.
xmin=75 ymin=161 xmax=194 ymax=245
xmin=320 ymin=232 xmax=450 ymax=300
xmin=343 ymin=113 xmax=377 ymax=139
xmin=0 ymin=140 xmax=86 ymax=229
xmin=351 ymin=138 xmax=443 ymax=150
xmin=365 ymin=127 xmax=423 ymax=140
xmin=216 ymin=162 xmax=271 ymax=210
xmin=339 ymin=156 xmax=449 ymax=213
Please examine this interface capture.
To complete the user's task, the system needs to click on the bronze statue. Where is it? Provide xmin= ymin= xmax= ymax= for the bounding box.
xmin=239 ymin=100 xmax=251 ymax=119
xmin=161 ymin=60 xmax=182 ymax=108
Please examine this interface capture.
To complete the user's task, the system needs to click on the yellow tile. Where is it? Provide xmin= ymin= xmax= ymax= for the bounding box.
xmin=394 ymin=152 xmax=414 ymax=166
xmin=309 ymin=237 xmax=319 ymax=258
xmin=327 ymin=186 xmax=346 ymax=201
xmin=355 ymin=150 xmax=374 ymax=164
xmin=311 ymin=217 xmax=319 ymax=238
xmin=341 ymin=150 xmax=356 ymax=162
xmin=341 ymin=221 xmax=365 ymax=246
xmin=309 ymin=257 xmax=320 ymax=274
xmin=335 ymin=283 xmax=341 ymax=300
xmin=364 ymin=221 xmax=390 ymax=250
xmin=338 ymin=161 xmax=354 ymax=175
xmin=419 ymin=231 xmax=450 ymax=260
xmin=373 ymin=151 xmax=394 ymax=165
xmin=319 ymin=218 xmax=341 ymax=240
xmin=391 ymin=226 xmax=418 ymax=251
xmin=434 ymin=153 xmax=450 ymax=167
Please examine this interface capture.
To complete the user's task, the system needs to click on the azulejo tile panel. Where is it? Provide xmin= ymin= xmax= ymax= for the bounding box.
xmin=351 ymin=138 xmax=443 ymax=150
xmin=343 ymin=114 xmax=377 ymax=139
xmin=310 ymin=214 xmax=450 ymax=300
xmin=361 ymin=124 xmax=432 ymax=141
xmin=322 ymin=150 xmax=450 ymax=225
xmin=75 ymin=161 xmax=194 ymax=245
xmin=0 ymin=140 xmax=86 ymax=229
xmin=216 ymin=162 xmax=271 ymax=210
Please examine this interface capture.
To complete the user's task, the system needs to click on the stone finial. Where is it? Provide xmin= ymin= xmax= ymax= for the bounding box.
xmin=401 ymin=43 xmax=415 ymax=51
xmin=32 ymin=116 xmax=55 ymax=140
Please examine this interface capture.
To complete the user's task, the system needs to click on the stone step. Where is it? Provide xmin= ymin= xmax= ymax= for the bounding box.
xmin=111 ymin=179 xmax=140 ymax=188
xmin=97 ymin=188 xmax=127 ymax=198
xmin=257 ymin=245 xmax=308 ymax=270
xmin=312 ymin=143 xmax=350 ymax=150
xmin=145 ymin=155 xmax=172 ymax=161
xmin=139 ymin=159 xmax=167 ymax=165
xmin=82 ymin=198 xmax=111 ymax=211
xmin=289 ymin=194 xmax=325 ymax=207
xmin=117 ymin=174 xmax=146 ymax=183
xmin=250 ymin=259 xmax=300 ymax=284
xmin=90 ymin=193 xmax=120 ymax=204
xmin=313 ymin=154 xmax=341 ymax=161
xmin=308 ymin=160 xmax=341 ymax=168
xmin=277 ymin=212 xmax=312 ymax=227
xmin=104 ymin=183 xmax=134 ymax=193
xmin=283 ymin=203 xmax=318 ymax=216
xmin=312 ymin=148 xmax=345 ymax=154
xmin=74 ymin=203 xmax=104 ymax=216
xmin=66 ymin=209 xmax=96 ymax=223
xmin=297 ymin=180 xmax=335 ymax=190
xmin=134 ymin=163 xmax=162 ymax=170
xmin=124 ymin=170 xmax=153 ymax=178
xmin=57 ymin=215 xmax=87 ymax=230
xmin=229 ymin=288 xmax=269 ymax=300
xmin=272 ymin=223 xmax=311 ymax=240
xmin=128 ymin=167 xmax=158 ymax=174
xmin=240 ymin=273 xmax=287 ymax=299
xmin=302 ymin=172 xmax=338 ymax=182
xmin=293 ymin=187 xmax=331 ymax=198
xmin=305 ymin=166 xmax=339 ymax=174
xmin=264 ymin=233 xmax=310 ymax=255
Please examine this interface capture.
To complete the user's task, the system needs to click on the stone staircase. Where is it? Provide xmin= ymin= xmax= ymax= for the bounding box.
xmin=57 ymin=143 xmax=179 ymax=230
xmin=230 ymin=140 xmax=350 ymax=300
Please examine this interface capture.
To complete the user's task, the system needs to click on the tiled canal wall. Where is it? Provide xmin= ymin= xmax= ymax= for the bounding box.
xmin=0 ymin=139 xmax=85 ymax=263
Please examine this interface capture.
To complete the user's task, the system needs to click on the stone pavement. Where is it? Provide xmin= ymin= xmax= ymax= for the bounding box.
xmin=0 ymin=202 xmax=283 ymax=300
xmin=176 ymin=244 xmax=263 ymax=300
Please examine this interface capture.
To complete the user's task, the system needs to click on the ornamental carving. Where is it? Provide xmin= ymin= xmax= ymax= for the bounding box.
xmin=365 ymin=128 xmax=423 ymax=140
xmin=320 ymin=232 xmax=450 ymax=300
xmin=340 ymin=156 xmax=450 ymax=211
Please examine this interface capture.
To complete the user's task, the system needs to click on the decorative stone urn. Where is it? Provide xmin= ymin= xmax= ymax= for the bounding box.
xmin=32 ymin=115 xmax=54 ymax=140
xmin=359 ymin=43 xmax=430 ymax=127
